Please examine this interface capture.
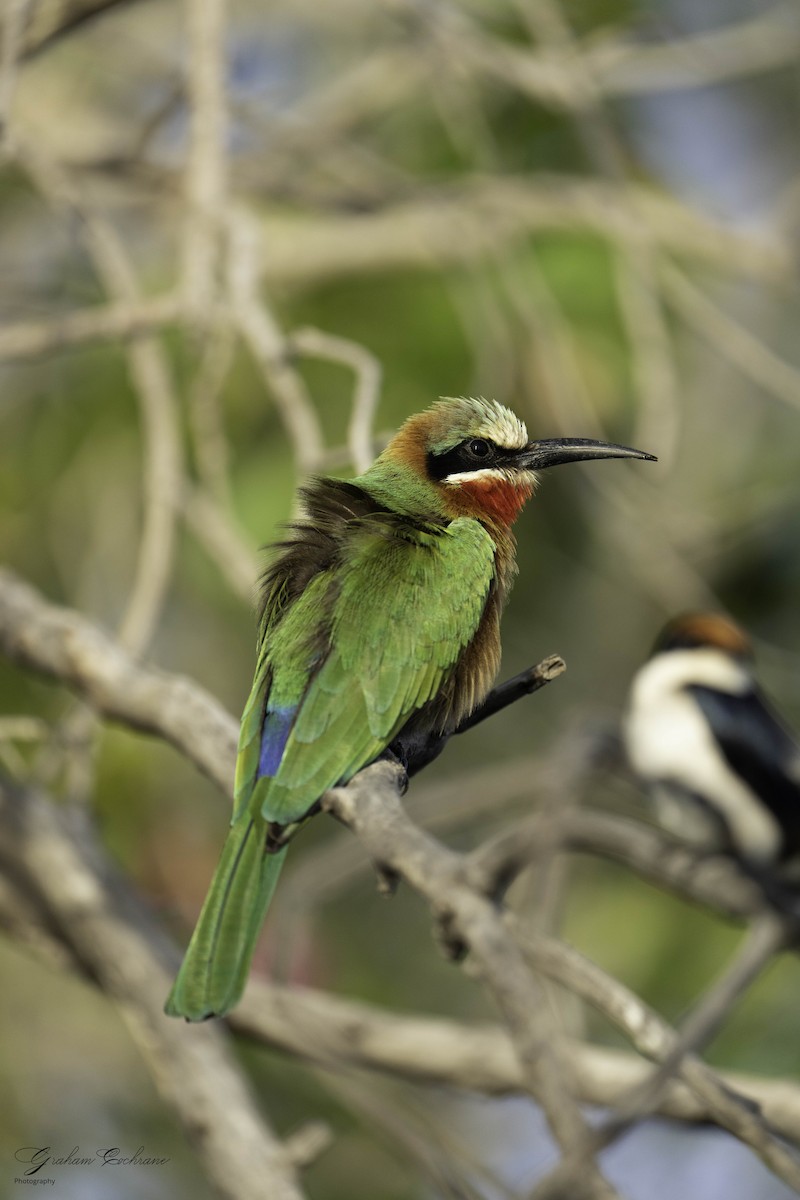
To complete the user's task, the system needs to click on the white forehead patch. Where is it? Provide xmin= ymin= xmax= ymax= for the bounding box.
xmin=439 ymin=396 xmax=528 ymax=451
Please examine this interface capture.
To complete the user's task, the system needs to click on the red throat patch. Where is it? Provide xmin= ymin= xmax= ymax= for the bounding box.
xmin=456 ymin=476 xmax=533 ymax=526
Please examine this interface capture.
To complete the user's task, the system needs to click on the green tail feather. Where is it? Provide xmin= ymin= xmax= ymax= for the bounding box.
xmin=165 ymin=818 xmax=287 ymax=1021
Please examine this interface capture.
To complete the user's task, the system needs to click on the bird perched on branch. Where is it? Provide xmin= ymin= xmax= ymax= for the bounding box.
xmin=166 ymin=396 xmax=654 ymax=1020
xmin=624 ymin=612 xmax=800 ymax=899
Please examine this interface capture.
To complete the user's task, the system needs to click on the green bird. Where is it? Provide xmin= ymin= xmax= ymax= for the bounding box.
xmin=165 ymin=396 xmax=654 ymax=1020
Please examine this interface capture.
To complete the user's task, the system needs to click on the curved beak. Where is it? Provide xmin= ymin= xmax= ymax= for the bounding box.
xmin=515 ymin=437 xmax=657 ymax=472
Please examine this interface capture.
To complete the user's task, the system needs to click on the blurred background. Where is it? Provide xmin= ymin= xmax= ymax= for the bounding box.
xmin=2 ymin=0 xmax=800 ymax=1197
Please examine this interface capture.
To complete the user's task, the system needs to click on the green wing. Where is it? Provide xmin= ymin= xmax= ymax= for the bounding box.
xmin=252 ymin=515 xmax=497 ymax=825
xmin=164 ymin=512 xmax=496 ymax=1020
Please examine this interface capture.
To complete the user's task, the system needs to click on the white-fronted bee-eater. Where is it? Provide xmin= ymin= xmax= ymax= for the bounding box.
xmin=166 ymin=396 xmax=655 ymax=1020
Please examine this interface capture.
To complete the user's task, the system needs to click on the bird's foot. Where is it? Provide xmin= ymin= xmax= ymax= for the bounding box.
xmin=434 ymin=910 xmax=468 ymax=962
xmin=378 ymin=746 xmax=410 ymax=794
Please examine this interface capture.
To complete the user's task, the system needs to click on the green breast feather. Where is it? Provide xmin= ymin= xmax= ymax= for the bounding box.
xmin=242 ymin=514 xmax=497 ymax=828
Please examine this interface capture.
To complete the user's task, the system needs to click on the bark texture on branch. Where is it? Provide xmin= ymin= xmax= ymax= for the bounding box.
xmin=0 ymin=773 xmax=308 ymax=1200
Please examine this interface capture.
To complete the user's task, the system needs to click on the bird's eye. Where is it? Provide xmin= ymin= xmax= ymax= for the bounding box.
xmin=468 ymin=439 xmax=491 ymax=459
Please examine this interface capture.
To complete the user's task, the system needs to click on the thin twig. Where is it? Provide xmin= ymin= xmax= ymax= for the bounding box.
xmin=290 ymin=326 xmax=382 ymax=474
xmin=598 ymin=911 xmax=791 ymax=1140
xmin=0 ymin=293 xmax=183 ymax=361
xmin=0 ymin=0 xmax=30 ymax=139
xmin=663 ymin=262 xmax=800 ymax=415
xmin=518 ymin=930 xmax=800 ymax=1195
xmin=182 ymin=0 xmax=227 ymax=318
xmin=187 ymin=328 xmax=237 ymax=505
xmin=0 ymin=773 xmax=309 ymax=1200
xmin=227 ymin=210 xmax=325 ymax=474
xmin=181 ymin=483 xmax=258 ymax=604
xmin=13 ymin=140 xmax=184 ymax=659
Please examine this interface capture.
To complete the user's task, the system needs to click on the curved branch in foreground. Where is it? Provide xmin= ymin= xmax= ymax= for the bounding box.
xmin=0 ymin=567 xmax=238 ymax=794
xmin=0 ymin=774 xmax=308 ymax=1200
xmin=4 ymin=568 xmax=800 ymax=1179
xmin=0 ymin=567 xmax=776 ymax=926
xmin=5 ymin=854 xmax=800 ymax=1143
xmin=325 ymin=763 xmax=800 ymax=1194
xmin=233 ymin=985 xmax=800 ymax=1142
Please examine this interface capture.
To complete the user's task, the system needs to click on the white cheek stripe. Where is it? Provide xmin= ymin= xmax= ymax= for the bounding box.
xmin=444 ymin=467 xmax=538 ymax=486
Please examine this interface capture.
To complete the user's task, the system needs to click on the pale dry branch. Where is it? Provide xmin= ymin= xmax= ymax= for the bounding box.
xmin=290 ymin=326 xmax=382 ymax=475
xmin=254 ymin=177 xmax=787 ymax=289
xmin=591 ymin=7 xmax=800 ymax=95
xmin=0 ymin=292 xmax=182 ymax=361
xmin=4 ymin=857 xmax=800 ymax=1142
xmin=421 ymin=3 xmax=800 ymax=105
xmin=598 ymin=912 xmax=791 ymax=1142
xmin=227 ymin=210 xmax=325 ymax=475
xmin=0 ymin=567 xmax=769 ymax=930
xmin=186 ymin=329 xmax=237 ymax=505
xmin=181 ymin=0 xmax=227 ymax=319
xmin=21 ymin=0 xmax=131 ymax=57
xmin=0 ymin=0 xmax=30 ymax=136
xmin=0 ymin=715 xmax=49 ymax=742
xmin=325 ymin=762 xmax=621 ymax=1200
xmin=325 ymin=760 xmax=800 ymax=1194
xmin=3 ymin=569 xmax=800 ymax=1190
xmin=470 ymin=807 xmax=764 ymax=924
xmin=13 ymin=140 xmax=184 ymax=659
xmin=0 ymin=773 xmax=309 ymax=1200
xmin=662 ymin=262 xmax=800 ymax=416
xmin=520 ymin=932 xmax=800 ymax=1195
xmin=0 ymin=567 xmax=238 ymax=794
xmin=181 ymin=484 xmax=258 ymax=605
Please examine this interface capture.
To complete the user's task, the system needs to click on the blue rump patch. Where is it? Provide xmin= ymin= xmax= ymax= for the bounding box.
xmin=258 ymin=707 xmax=295 ymax=778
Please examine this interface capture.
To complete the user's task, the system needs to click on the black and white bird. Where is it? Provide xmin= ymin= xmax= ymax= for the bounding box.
xmin=623 ymin=613 xmax=800 ymax=894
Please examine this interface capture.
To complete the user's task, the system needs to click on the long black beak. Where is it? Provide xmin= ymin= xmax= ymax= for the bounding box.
xmin=516 ymin=437 xmax=656 ymax=471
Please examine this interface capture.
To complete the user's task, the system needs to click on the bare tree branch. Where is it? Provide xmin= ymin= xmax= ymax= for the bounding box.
xmin=591 ymin=7 xmax=800 ymax=95
xmin=4 ymin=852 xmax=800 ymax=1142
xmin=0 ymin=773 xmax=310 ymax=1200
xmin=181 ymin=0 xmax=227 ymax=319
xmin=3 ymin=567 xmax=800 ymax=1190
xmin=5 ymin=5 xmax=800 ymax=1185
xmin=253 ymin=178 xmax=786 ymax=289
xmin=326 ymin=763 xmax=619 ymax=1199
xmin=12 ymin=140 xmax=184 ymax=658
xmin=0 ymin=293 xmax=182 ymax=360
xmin=227 ymin=210 xmax=325 ymax=475
xmin=0 ymin=566 xmax=769 ymax=925
xmin=0 ymin=567 xmax=238 ymax=794
xmin=290 ymin=327 xmax=382 ymax=475
xmin=21 ymin=0 xmax=133 ymax=57
xmin=519 ymin=931 xmax=800 ymax=1194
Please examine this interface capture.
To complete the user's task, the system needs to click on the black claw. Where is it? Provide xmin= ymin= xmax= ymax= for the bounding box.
xmin=379 ymin=745 xmax=410 ymax=792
